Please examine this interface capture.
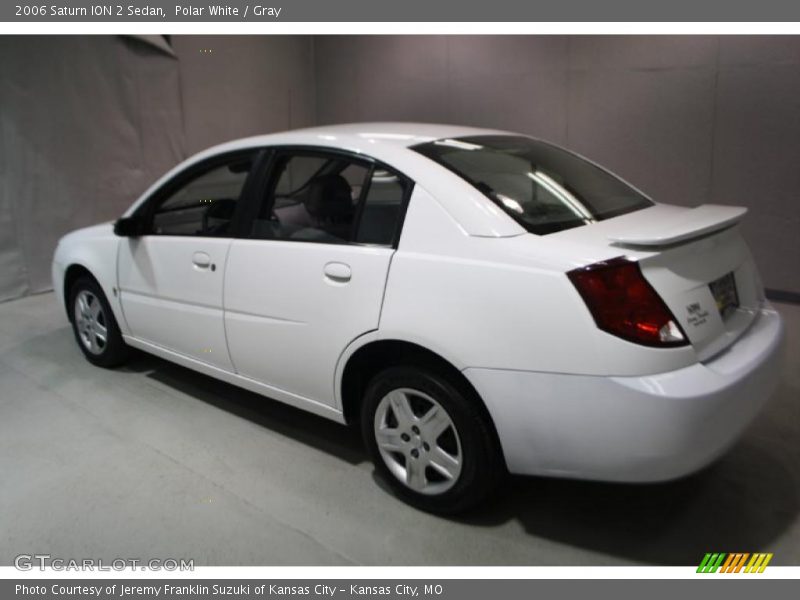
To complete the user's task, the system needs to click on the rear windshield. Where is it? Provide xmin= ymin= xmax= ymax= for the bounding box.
xmin=413 ymin=135 xmax=653 ymax=235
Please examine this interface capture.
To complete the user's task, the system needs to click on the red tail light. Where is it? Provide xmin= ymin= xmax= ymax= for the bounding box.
xmin=567 ymin=257 xmax=688 ymax=347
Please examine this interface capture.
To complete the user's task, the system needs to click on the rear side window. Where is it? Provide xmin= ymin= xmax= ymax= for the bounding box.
xmin=250 ymin=152 xmax=411 ymax=246
xmin=413 ymin=136 xmax=652 ymax=235
xmin=355 ymin=169 xmax=408 ymax=245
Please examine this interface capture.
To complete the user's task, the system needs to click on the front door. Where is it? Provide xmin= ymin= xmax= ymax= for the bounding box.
xmin=117 ymin=151 xmax=260 ymax=370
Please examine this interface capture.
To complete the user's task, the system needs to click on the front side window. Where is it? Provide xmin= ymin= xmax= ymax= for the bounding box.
xmin=250 ymin=151 xmax=410 ymax=246
xmin=148 ymin=154 xmax=254 ymax=236
xmin=413 ymin=136 xmax=653 ymax=235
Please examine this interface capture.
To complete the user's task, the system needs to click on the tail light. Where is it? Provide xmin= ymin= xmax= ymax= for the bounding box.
xmin=567 ymin=257 xmax=688 ymax=347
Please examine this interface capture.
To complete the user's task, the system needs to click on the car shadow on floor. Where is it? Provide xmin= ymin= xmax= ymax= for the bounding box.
xmin=457 ymin=444 xmax=798 ymax=565
xmin=123 ymin=350 xmax=365 ymax=466
xmin=127 ymin=350 xmax=799 ymax=566
xmin=453 ymin=383 xmax=800 ymax=565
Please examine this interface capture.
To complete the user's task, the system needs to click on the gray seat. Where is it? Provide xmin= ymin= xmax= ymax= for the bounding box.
xmin=295 ymin=174 xmax=354 ymax=241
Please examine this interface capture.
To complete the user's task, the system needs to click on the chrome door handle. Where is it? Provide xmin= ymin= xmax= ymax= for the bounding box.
xmin=323 ymin=262 xmax=352 ymax=283
xmin=192 ymin=251 xmax=211 ymax=269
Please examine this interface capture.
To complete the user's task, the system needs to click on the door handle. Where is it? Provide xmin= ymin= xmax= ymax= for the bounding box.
xmin=323 ymin=262 xmax=352 ymax=283
xmin=192 ymin=251 xmax=212 ymax=269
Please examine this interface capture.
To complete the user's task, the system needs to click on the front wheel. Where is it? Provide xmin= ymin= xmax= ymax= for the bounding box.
xmin=69 ymin=276 xmax=129 ymax=368
xmin=361 ymin=366 xmax=503 ymax=514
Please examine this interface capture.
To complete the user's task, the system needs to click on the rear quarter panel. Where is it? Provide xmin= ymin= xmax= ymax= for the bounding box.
xmin=380 ymin=186 xmax=698 ymax=377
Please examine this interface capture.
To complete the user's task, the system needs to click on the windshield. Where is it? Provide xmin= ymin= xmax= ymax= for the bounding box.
xmin=413 ymin=135 xmax=653 ymax=235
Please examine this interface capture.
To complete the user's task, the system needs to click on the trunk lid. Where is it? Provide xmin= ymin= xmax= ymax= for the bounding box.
xmin=547 ymin=204 xmax=764 ymax=360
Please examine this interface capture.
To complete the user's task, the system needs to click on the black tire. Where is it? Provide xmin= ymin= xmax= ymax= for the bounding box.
xmin=361 ymin=365 xmax=503 ymax=514
xmin=68 ymin=275 xmax=129 ymax=368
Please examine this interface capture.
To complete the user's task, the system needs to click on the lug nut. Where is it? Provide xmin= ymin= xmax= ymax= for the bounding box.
xmin=410 ymin=449 xmax=419 ymax=458
xmin=401 ymin=433 xmax=410 ymax=442
xmin=422 ymin=442 xmax=430 ymax=452
xmin=411 ymin=426 xmax=420 ymax=434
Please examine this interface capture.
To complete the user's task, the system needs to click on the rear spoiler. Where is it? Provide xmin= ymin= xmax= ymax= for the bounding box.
xmin=608 ymin=204 xmax=747 ymax=247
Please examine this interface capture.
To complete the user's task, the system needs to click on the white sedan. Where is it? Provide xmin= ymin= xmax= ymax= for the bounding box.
xmin=52 ymin=123 xmax=784 ymax=513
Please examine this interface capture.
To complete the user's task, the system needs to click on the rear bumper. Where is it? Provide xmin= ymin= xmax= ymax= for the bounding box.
xmin=464 ymin=306 xmax=784 ymax=482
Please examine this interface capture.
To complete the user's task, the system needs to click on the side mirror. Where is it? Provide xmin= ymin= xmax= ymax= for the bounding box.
xmin=114 ymin=216 xmax=143 ymax=237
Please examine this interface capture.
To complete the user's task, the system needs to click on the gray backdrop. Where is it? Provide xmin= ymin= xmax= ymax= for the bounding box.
xmin=0 ymin=35 xmax=315 ymax=301
xmin=315 ymin=35 xmax=800 ymax=297
xmin=1 ymin=35 xmax=797 ymax=301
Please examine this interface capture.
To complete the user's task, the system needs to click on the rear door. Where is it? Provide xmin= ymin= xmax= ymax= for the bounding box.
xmin=224 ymin=149 xmax=412 ymax=407
xmin=117 ymin=150 xmax=262 ymax=370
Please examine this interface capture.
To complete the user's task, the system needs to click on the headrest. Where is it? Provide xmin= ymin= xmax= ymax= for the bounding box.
xmin=304 ymin=174 xmax=354 ymax=220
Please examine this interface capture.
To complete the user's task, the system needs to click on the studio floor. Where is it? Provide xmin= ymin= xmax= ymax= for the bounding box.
xmin=1 ymin=292 xmax=798 ymax=566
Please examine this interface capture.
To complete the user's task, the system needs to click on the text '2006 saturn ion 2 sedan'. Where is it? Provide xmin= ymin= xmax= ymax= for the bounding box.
xmin=52 ymin=123 xmax=784 ymax=513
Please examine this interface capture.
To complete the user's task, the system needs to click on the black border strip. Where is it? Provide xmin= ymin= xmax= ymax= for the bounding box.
xmin=766 ymin=288 xmax=800 ymax=305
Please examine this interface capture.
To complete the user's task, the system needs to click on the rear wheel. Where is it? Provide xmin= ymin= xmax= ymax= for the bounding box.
xmin=69 ymin=276 xmax=129 ymax=367
xmin=361 ymin=366 xmax=502 ymax=514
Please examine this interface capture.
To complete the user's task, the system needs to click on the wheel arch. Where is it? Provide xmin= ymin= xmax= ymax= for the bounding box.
xmin=61 ymin=256 xmax=127 ymax=336
xmin=339 ymin=337 xmax=506 ymax=467
xmin=63 ymin=263 xmax=96 ymax=321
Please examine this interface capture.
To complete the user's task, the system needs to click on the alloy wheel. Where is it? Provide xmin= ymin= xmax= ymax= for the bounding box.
xmin=74 ymin=290 xmax=108 ymax=355
xmin=373 ymin=387 xmax=463 ymax=495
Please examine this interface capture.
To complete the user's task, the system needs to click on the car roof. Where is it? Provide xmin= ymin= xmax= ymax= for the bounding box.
xmin=125 ymin=123 xmax=527 ymax=238
xmin=210 ymin=122 xmax=510 ymax=153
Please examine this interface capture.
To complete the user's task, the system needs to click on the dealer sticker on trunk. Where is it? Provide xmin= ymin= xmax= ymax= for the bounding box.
xmin=686 ymin=301 xmax=710 ymax=328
